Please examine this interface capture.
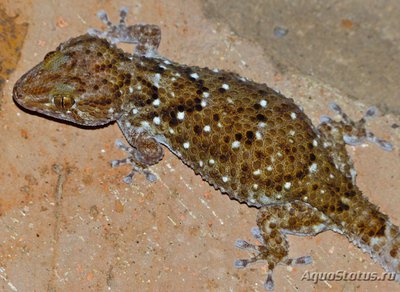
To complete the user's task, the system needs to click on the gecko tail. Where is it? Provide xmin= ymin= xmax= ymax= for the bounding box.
xmin=379 ymin=229 xmax=400 ymax=282
xmin=349 ymin=220 xmax=400 ymax=282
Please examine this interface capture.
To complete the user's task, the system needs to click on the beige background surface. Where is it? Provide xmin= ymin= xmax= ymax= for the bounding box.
xmin=1 ymin=0 xmax=399 ymax=291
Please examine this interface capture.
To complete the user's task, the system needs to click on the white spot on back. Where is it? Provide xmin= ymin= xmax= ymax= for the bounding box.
xmin=266 ymin=166 xmax=273 ymax=171
xmin=177 ymin=111 xmax=185 ymax=120
xmin=152 ymin=73 xmax=161 ymax=88
xmin=153 ymin=117 xmax=161 ymax=125
xmin=232 ymin=141 xmax=240 ymax=149
xmin=222 ymin=83 xmax=230 ymax=90
xmin=284 ymin=182 xmax=291 ymax=190
xmin=309 ymin=163 xmax=318 ymax=173
xmin=202 ymin=92 xmax=210 ymax=98
xmin=290 ymin=112 xmax=297 ymax=120
xmin=222 ymin=176 xmax=229 ymax=182
xmin=253 ymin=169 xmax=261 ymax=176
xmin=201 ymin=100 xmax=207 ymax=107
xmin=183 ymin=142 xmax=190 ymax=149
xmin=260 ymin=99 xmax=267 ymax=108
xmin=153 ymin=99 xmax=161 ymax=107
xmin=204 ymin=125 xmax=211 ymax=132
xmin=190 ymin=73 xmax=199 ymax=79
xmin=256 ymin=131 xmax=262 ymax=140
xmin=209 ymin=159 xmax=215 ymax=165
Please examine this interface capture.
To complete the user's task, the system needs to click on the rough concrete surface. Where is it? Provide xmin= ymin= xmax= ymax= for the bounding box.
xmin=1 ymin=0 xmax=399 ymax=291
xmin=204 ymin=0 xmax=400 ymax=115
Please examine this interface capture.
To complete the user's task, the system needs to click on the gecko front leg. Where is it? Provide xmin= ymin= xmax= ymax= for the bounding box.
xmin=112 ymin=115 xmax=164 ymax=183
xmin=235 ymin=201 xmax=337 ymax=290
xmin=88 ymin=7 xmax=161 ymax=57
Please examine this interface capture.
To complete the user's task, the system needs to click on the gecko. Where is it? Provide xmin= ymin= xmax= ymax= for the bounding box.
xmin=12 ymin=7 xmax=399 ymax=290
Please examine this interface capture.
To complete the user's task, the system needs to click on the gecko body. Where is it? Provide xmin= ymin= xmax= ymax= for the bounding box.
xmin=13 ymin=8 xmax=399 ymax=289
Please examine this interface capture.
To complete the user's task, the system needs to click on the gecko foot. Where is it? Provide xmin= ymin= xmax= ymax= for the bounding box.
xmin=88 ymin=7 xmax=161 ymax=56
xmin=235 ymin=202 xmax=333 ymax=290
xmin=111 ymin=139 xmax=157 ymax=183
xmin=235 ymin=227 xmax=312 ymax=290
xmin=319 ymin=102 xmax=393 ymax=151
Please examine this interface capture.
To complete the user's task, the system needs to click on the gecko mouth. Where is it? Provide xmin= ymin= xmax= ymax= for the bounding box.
xmin=13 ymin=85 xmax=49 ymax=110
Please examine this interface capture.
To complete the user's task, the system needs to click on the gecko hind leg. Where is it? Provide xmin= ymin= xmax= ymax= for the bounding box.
xmin=88 ymin=7 xmax=161 ymax=56
xmin=320 ymin=102 xmax=393 ymax=151
xmin=235 ymin=201 xmax=335 ymax=290
xmin=318 ymin=103 xmax=393 ymax=183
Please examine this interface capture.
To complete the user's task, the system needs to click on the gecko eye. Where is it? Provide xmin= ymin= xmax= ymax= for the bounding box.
xmin=53 ymin=95 xmax=75 ymax=110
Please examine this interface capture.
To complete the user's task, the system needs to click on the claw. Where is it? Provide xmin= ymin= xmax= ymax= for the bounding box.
xmin=264 ymin=271 xmax=274 ymax=290
xmin=115 ymin=139 xmax=134 ymax=153
xmin=235 ymin=239 xmax=260 ymax=253
xmin=251 ymin=227 xmax=266 ymax=245
xmin=282 ymin=255 xmax=312 ymax=266
xmin=319 ymin=115 xmax=332 ymax=124
xmin=343 ymin=135 xmax=363 ymax=146
xmin=111 ymin=158 xmax=131 ymax=167
xmin=97 ymin=10 xmax=112 ymax=27
xmin=366 ymin=132 xmax=393 ymax=151
xmin=234 ymin=258 xmax=258 ymax=268
xmin=364 ymin=106 xmax=378 ymax=118
xmin=144 ymin=170 xmax=157 ymax=182
xmin=123 ymin=171 xmax=136 ymax=184
xmin=329 ymin=102 xmax=352 ymax=124
xmin=329 ymin=102 xmax=342 ymax=113
xmin=119 ymin=7 xmax=128 ymax=24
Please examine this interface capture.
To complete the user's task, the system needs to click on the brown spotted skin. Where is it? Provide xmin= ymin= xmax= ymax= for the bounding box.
xmin=13 ymin=11 xmax=399 ymax=290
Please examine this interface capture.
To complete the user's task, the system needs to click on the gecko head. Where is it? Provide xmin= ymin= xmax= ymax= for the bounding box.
xmin=13 ymin=34 xmax=132 ymax=126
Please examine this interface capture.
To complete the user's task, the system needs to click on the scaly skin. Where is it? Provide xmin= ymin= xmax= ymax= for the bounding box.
xmin=13 ymin=8 xmax=399 ymax=290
